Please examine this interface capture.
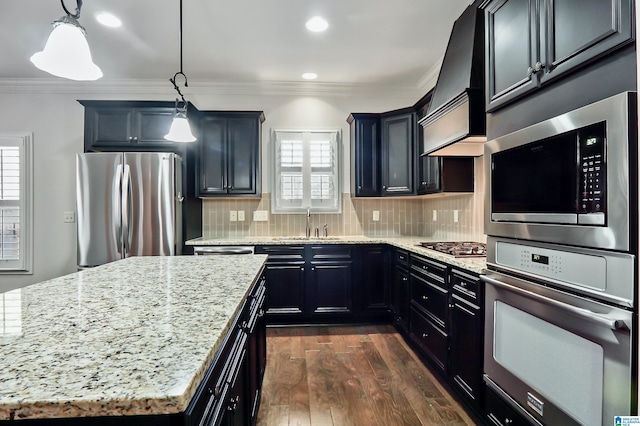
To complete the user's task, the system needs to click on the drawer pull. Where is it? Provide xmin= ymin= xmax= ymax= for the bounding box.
xmin=402 ymin=277 xmax=408 ymax=282
xmin=422 ymin=265 xmax=428 ymax=270
xmin=422 ymin=295 xmax=429 ymax=301
xmin=422 ymin=333 xmax=428 ymax=338
xmin=505 ymin=418 xmax=513 ymax=425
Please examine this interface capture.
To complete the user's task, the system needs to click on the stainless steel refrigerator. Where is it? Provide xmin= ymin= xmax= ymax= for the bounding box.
xmin=76 ymin=152 xmax=183 ymax=268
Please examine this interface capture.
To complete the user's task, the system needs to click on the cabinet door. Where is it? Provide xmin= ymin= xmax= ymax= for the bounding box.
xmin=485 ymin=0 xmax=539 ymax=111
xmin=133 ymin=107 xmax=175 ymax=146
xmin=308 ymin=261 xmax=352 ymax=316
xmin=350 ymin=115 xmax=381 ymax=196
xmin=360 ymin=246 xmax=389 ymax=312
xmin=199 ymin=117 xmax=228 ymax=196
xmin=418 ymin=156 xmax=442 ymax=194
xmin=393 ymin=266 xmax=410 ymax=332
xmin=85 ymin=106 xmax=134 ymax=147
xmin=227 ymin=117 xmax=259 ymax=195
xmin=263 ymin=263 xmax=306 ymax=319
xmin=450 ymin=295 xmax=483 ymax=409
xmin=381 ymin=113 xmax=415 ymax=195
xmin=540 ymin=0 xmax=633 ymax=85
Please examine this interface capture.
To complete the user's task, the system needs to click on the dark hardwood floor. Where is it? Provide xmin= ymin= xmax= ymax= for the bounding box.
xmin=256 ymin=324 xmax=479 ymax=425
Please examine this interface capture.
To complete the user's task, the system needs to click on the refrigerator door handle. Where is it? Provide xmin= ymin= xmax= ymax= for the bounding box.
xmin=114 ymin=164 xmax=123 ymax=254
xmin=122 ymin=164 xmax=132 ymax=255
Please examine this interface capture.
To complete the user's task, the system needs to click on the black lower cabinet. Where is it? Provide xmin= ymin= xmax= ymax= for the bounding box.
xmin=354 ymin=245 xmax=391 ymax=320
xmin=257 ymin=245 xmax=355 ymax=324
xmin=308 ymin=261 xmax=352 ymax=316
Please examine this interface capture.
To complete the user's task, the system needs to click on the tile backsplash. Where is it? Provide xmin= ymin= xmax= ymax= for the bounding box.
xmin=202 ymin=157 xmax=485 ymax=242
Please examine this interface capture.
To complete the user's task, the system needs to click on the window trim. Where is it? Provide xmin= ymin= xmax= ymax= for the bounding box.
xmin=0 ymin=133 xmax=33 ymax=274
xmin=271 ymin=129 xmax=342 ymax=214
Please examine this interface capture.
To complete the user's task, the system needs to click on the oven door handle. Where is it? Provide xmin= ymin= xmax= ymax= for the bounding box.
xmin=481 ymin=275 xmax=628 ymax=331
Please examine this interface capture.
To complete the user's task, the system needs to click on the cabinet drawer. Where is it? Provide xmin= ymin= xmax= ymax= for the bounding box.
xmin=410 ymin=255 xmax=447 ymax=284
xmin=395 ymin=249 xmax=409 ymax=267
xmin=409 ymin=307 xmax=447 ymax=372
xmin=451 ymin=269 xmax=481 ymax=304
xmin=485 ymin=386 xmax=530 ymax=426
xmin=311 ymin=245 xmax=351 ymax=260
xmin=255 ymin=245 xmax=305 ymax=262
xmin=410 ymin=274 xmax=448 ymax=327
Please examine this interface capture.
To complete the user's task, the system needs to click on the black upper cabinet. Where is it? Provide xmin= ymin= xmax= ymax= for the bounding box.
xmin=381 ymin=111 xmax=416 ymax=196
xmin=418 ymin=157 xmax=475 ymax=195
xmin=348 ymin=113 xmax=381 ymax=197
xmin=197 ymin=111 xmax=264 ymax=197
xmin=80 ymin=100 xmax=184 ymax=151
xmin=348 ymin=109 xmax=417 ymax=197
xmin=485 ymin=0 xmax=634 ymax=111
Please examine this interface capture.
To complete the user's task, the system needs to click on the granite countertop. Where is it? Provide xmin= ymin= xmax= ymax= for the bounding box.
xmin=187 ymin=236 xmax=486 ymax=274
xmin=0 ymin=255 xmax=267 ymax=421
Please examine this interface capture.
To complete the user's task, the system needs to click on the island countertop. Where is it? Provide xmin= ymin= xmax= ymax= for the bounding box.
xmin=0 ymin=254 xmax=267 ymax=421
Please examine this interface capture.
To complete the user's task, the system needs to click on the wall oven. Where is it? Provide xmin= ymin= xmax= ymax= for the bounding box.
xmin=482 ymin=92 xmax=637 ymax=425
xmin=484 ymin=91 xmax=637 ymax=252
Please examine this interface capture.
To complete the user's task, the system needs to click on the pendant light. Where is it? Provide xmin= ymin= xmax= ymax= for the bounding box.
xmin=30 ymin=0 xmax=103 ymax=81
xmin=165 ymin=0 xmax=196 ymax=143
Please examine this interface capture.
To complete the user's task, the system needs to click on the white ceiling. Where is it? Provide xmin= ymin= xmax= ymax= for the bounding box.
xmin=1 ymin=0 xmax=471 ymax=92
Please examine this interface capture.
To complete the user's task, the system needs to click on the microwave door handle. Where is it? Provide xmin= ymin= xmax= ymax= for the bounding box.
xmin=113 ymin=164 xmax=123 ymax=255
xmin=481 ymin=275 xmax=628 ymax=331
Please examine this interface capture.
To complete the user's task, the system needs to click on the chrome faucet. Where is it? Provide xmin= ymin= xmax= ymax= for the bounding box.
xmin=306 ymin=208 xmax=311 ymax=239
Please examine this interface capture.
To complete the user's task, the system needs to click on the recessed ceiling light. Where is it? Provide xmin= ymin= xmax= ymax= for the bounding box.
xmin=305 ymin=16 xmax=328 ymax=32
xmin=95 ymin=12 xmax=122 ymax=28
xmin=302 ymin=73 xmax=318 ymax=80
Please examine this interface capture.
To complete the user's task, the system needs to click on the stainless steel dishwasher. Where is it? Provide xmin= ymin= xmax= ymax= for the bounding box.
xmin=193 ymin=246 xmax=254 ymax=255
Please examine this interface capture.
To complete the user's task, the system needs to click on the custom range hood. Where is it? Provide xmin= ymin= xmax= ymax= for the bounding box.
xmin=419 ymin=5 xmax=486 ymax=156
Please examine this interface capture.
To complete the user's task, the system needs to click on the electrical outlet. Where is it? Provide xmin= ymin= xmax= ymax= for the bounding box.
xmin=237 ymin=210 xmax=245 ymax=221
xmin=453 ymin=210 xmax=459 ymax=223
xmin=229 ymin=211 xmax=237 ymax=222
xmin=253 ymin=210 xmax=269 ymax=221
xmin=63 ymin=211 xmax=75 ymax=223
xmin=432 ymin=210 xmax=437 ymax=221
xmin=373 ymin=210 xmax=380 ymax=221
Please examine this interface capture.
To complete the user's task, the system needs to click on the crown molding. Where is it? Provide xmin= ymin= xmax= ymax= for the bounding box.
xmin=416 ymin=56 xmax=444 ymax=95
xmin=0 ymin=78 xmax=424 ymax=100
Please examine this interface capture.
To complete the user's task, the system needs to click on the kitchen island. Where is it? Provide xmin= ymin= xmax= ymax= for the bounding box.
xmin=0 ymin=254 xmax=267 ymax=423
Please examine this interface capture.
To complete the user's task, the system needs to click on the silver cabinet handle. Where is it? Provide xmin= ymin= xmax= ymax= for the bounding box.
xmin=534 ymin=61 xmax=545 ymax=72
xmin=422 ymin=295 xmax=428 ymax=300
xmin=422 ymin=333 xmax=428 ymax=338
xmin=481 ymin=275 xmax=628 ymax=330
xmin=527 ymin=66 xmax=534 ymax=77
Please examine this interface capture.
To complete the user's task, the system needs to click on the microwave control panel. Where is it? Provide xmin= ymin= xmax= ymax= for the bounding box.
xmin=578 ymin=122 xmax=606 ymax=215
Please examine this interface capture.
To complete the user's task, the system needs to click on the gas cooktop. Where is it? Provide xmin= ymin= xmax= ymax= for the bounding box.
xmin=419 ymin=241 xmax=487 ymax=257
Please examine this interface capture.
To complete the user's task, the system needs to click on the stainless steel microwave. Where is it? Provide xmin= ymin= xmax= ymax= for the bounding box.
xmin=484 ymin=92 xmax=637 ymax=252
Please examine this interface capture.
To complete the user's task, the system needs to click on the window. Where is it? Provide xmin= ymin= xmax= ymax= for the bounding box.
xmin=272 ymin=130 xmax=341 ymax=213
xmin=0 ymin=134 xmax=32 ymax=273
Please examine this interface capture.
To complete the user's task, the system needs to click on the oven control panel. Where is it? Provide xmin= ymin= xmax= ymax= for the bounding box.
xmin=495 ymin=241 xmax=606 ymax=291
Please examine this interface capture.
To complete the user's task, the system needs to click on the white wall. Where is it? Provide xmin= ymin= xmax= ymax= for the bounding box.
xmin=0 ymin=82 xmax=420 ymax=291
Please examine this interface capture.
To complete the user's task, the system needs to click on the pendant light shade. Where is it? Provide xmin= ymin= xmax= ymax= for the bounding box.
xmin=30 ymin=3 xmax=102 ymax=81
xmin=165 ymin=108 xmax=196 ymax=143
xmin=165 ymin=0 xmax=196 ymax=143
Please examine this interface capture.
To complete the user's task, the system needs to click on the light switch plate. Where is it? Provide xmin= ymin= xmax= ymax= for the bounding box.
xmin=253 ymin=210 xmax=269 ymax=221
xmin=229 ymin=211 xmax=237 ymax=222
xmin=237 ymin=210 xmax=245 ymax=221
xmin=432 ymin=210 xmax=437 ymax=221
xmin=373 ymin=210 xmax=380 ymax=221
xmin=453 ymin=210 xmax=459 ymax=223
xmin=63 ymin=211 xmax=75 ymax=223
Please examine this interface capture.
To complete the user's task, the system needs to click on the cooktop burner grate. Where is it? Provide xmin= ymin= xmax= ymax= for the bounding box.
xmin=419 ymin=241 xmax=487 ymax=257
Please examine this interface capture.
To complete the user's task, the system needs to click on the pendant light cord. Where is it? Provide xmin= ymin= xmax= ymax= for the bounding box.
xmin=61 ymin=0 xmax=82 ymax=19
xmin=170 ymin=0 xmax=189 ymax=108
